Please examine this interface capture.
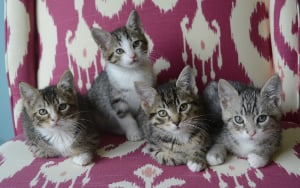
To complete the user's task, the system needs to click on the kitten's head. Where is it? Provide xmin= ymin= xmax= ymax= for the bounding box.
xmin=135 ymin=66 xmax=204 ymax=136
xmin=19 ymin=70 xmax=79 ymax=128
xmin=218 ymin=74 xmax=282 ymax=140
xmin=91 ymin=10 xmax=148 ymax=68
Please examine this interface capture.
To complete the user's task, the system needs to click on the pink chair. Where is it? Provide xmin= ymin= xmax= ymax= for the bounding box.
xmin=2 ymin=0 xmax=299 ymax=187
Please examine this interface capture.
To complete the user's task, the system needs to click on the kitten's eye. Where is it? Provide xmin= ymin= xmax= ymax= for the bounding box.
xmin=58 ymin=103 xmax=68 ymax=111
xmin=158 ymin=110 xmax=168 ymax=117
xmin=116 ymin=48 xmax=124 ymax=54
xmin=179 ymin=103 xmax=188 ymax=112
xmin=38 ymin=109 xmax=48 ymax=116
xmin=132 ymin=40 xmax=141 ymax=48
xmin=257 ymin=114 xmax=268 ymax=123
xmin=234 ymin=115 xmax=244 ymax=125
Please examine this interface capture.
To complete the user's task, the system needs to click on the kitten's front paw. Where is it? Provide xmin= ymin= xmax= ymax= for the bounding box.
xmin=247 ymin=153 xmax=268 ymax=168
xmin=206 ymin=152 xmax=225 ymax=166
xmin=72 ymin=153 xmax=93 ymax=166
xmin=126 ymin=129 xmax=143 ymax=141
xmin=29 ymin=145 xmax=56 ymax=158
xmin=155 ymin=152 xmax=185 ymax=166
xmin=29 ymin=145 xmax=45 ymax=158
xmin=187 ymin=161 xmax=206 ymax=172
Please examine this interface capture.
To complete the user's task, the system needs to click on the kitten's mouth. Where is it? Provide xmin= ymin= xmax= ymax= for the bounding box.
xmin=51 ymin=123 xmax=58 ymax=127
xmin=173 ymin=126 xmax=181 ymax=132
xmin=130 ymin=59 xmax=139 ymax=65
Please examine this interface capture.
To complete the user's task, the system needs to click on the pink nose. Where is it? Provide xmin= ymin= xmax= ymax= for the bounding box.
xmin=131 ymin=53 xmax=136 ymax=59
xmin=248 ymin=130 xmax=256 ymax=137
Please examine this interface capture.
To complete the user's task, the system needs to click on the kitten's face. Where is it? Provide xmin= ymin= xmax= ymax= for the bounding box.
xmin=108 ymin=28 xmax=148 ymax=67
xmin=223 ymin=90 xmax=279 ymax=141
xmin=149 ymin=84 xmax=202 ymax=135
xmin=92 ymin=10 xmax=148 ymax=68
xmin=136 ymin=66 xmax=202 ymax=136
xmin=20 ymin=71 xmax=78 ymax=129
xmin=218 ymin=75 xmax=282 ymax=141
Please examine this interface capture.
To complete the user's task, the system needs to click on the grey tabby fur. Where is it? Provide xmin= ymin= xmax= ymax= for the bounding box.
xmin=135 ymin=66 xmax=211 ymax=172
xmin=19 ymin=70 xmax=99 ymax=166
xmin=88 ymin=10 xmax=155 ymax=141
xmin=204 ymin=75 xmax=282 ymax=168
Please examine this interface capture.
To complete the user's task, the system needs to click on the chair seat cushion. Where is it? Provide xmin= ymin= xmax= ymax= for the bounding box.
xmin=1 ymin=121 xmax=300 ymax=187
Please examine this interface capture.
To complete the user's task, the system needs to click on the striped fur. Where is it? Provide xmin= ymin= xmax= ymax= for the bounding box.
xmin=135 ymin=66 xmax=210 ymax=172
xmin=88 ymin=10 xmax=155 ymax=141
xmin=204 ymin=75 xmax=282 ymax=168
xmin=19 ymin=71 xmax=99 ymax=166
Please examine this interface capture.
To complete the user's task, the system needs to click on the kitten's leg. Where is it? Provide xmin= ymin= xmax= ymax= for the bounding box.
xmin=143 ymin=144 xmax=186 ymax=166
xmin=111 ymin=97 xmax=143 ymax=141
xmin=247 ymin=153 xmax=269 ymax=168
xmin=187 ymin=150 xmax=207 ymax=172
xmin=206 ymin=143 xmax=227 ymax=166
xmin=72 ymin=152 xmax=93 ymax=166
xmin=27 ymin=140 xmax=60 ymax=158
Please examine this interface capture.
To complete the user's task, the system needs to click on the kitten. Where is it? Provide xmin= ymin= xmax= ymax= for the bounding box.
xmin=204 ymin=75 xmax=282 ymax=168
xmin=88 ymin=10 xmax=155 ymax=141
xmin=135 ymin=66 xmax=211 ymax=172
xmin=19 ymin=70 xmax=100 ymax=166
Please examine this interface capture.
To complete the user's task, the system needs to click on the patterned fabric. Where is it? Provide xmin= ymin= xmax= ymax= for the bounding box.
xmin=0 ymin=121 xmax=300 ymax=187
xmin=5 ymin=0 xmax=300 ymax=135
xmin=2 ymin=1 xmax=300 ymax=187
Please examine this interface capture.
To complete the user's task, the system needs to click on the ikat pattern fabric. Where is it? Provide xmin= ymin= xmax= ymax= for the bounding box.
xmin=0 ymin=0 xmax=300 ymax=188
xmin=2 ymin=1 xmax=300 ymax=187
xmin=0 ymin=122 xmax=300 ymax=187
xmin=5 ymin=0 xmax=300 ymax=135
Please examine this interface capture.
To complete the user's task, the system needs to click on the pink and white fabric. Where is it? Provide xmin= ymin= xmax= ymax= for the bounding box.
xmin=2 ymin=0 xmax=300 ymax=187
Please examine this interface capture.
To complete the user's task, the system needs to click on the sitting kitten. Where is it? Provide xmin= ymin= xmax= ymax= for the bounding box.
xmin=204 ymin=75 xmax=282 ymax=168
xmin=88 ymin=10 xmax=155 ymax=141
xmin=135 ymin=66 xmax=211 ymax=172
xmin=19 ymin=70 xmax=100 ymax=166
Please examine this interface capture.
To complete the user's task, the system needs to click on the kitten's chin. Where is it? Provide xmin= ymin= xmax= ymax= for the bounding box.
xmin=121 ymin=57 xmax=149 ymax=68
xmin=123 ymin=60 xmax=142 ymax=68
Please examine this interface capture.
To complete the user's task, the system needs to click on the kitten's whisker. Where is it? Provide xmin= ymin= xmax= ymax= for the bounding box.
xmin=64 ymin=110 xmax=90 ymax=119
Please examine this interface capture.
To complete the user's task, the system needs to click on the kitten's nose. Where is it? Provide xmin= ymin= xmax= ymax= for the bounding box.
xmin=172 ymin=117 xmax=180 ymax=127
xmin=173 ymin=121 xmax=179 ymax=127
xmin=248 ymin=130 xmax=256 ymax=137
xmin=131 ymin=53 xmax=137 ymax=60
xmin=51 ymin=115 xmax=58 ymax=123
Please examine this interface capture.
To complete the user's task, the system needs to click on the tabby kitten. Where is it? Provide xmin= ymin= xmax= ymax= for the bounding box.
xmin=19 ymin=70 xmax=99 ymax=166
xmin=204 ymin=75 xmax=282 ymax=168
xmin=88 ymin=10 xmax=155 ymax=141
xmin=135 ymin=66 xmax=211 ymax=172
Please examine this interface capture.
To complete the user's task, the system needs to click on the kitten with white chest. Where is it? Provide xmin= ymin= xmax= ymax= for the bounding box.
xmin=88 ymin=10 xmax=155 ymax=141
xmin=19 ymin=70 xmax=100 ymax=166
xmin=204 ymin=75 xmax=282 ymax=168
xmin=135 ymin=66 xmax=211 ymax=172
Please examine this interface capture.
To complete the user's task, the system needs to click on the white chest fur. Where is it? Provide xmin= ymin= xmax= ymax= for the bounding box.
xmin=106 ymin=63 xmax=155 ymax=111
xmin=37 ymin=124 xmax=75 ymax=157
xmin=233 ymin=138 xmax=256 ymax=157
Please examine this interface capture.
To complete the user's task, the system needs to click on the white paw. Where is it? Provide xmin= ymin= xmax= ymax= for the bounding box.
xmin=72 ymin=153 xmax=93 ymax=166
xmin=248 ymin=153 xmax=268 ymax=168
xmin=142 ymin=144 xmax=153 ymax=154
xmin=206 ymin=152 xmax=225 ymax=166
xmin=126 ymin=129 xmax=143 ymax=141
xmin=187 ymin=161 xmax=204 ymax=172
xmin=119 ymin=116 xmax=143 ymax=141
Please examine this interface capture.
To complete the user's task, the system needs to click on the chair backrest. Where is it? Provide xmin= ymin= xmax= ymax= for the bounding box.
xmin=5 ymin=0 xmax=299 ymax=135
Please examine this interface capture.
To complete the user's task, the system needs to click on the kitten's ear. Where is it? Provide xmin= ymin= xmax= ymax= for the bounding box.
xmin=126 ymin=10 xmax=143 ymax=33
xmin=218 ymin=79 xmax=239 ymax=110
xmin=134 ymin=81 xmax=157 ymax=112
xmin=176 ymin=65 xmax=198 ymax=95
xmin=19 ymin=82 xmax=39 ymax=104
xmin=260 ymin=74 xmax=282 ymax=107
xmin=57 ymin=70 xmax=76 ymax=95
xmin=91 ymin=27 xmax=112 ymax=51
